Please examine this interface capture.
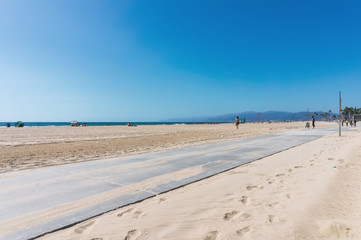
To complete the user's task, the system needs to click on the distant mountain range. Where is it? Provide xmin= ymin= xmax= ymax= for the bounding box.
xmin=164 ymin=111 xmax=337 ymax=123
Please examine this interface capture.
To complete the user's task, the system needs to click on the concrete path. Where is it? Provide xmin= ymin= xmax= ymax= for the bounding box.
xmin=0 ymin=128 xmax=344 ymax=240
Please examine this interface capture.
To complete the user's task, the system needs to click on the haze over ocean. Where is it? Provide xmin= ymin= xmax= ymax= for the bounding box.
xmin=1 ymin=0 xmax=360 ymax=122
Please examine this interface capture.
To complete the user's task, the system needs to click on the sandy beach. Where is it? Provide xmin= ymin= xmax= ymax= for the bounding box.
xmin=32 ymin=124 xmax=361 ymax=240
xmin=3 ymin=121 xmax=361 ymax=240
xmin=0 ymin=122 xmax=335 ymax=174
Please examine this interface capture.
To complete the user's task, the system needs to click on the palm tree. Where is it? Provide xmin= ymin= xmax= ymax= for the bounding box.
xmin=342 ymin=107 xmax=355 ymax=119
xmin=324 ymin=112 xmax=330 ymax=121
xmin=342 ymin=106 xmax=361 ymax=120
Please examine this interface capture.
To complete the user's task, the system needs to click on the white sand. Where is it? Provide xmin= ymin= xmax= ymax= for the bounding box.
xmin=37 ymin=127 xmax=361 ymax=240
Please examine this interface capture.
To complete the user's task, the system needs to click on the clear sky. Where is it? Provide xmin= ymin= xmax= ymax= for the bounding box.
xmin=0 ymin=0 xmax=360 ymax=122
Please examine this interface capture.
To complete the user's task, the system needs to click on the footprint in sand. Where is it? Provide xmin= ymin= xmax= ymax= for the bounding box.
xmin=267 ymin=179 xmax=275 ymax=184
xmin=328 ymin=158 xmax=334 ymax=161
xmin=294 ymin=166 xmax=303 ymax=169
xmin=125 ymin=229 xmax=141 ymax=240
xmin=118 ymin=208 xmax=133 ymax=217
xmin=158 ymin=197 xmax=166 ymax=203
xmin=236 ymin=226 xmax=250 ymax=237
xmin=224 ymin=211 xmax=238 ymax=221
xmin=288 ymin=169 xmax=293 ymax=173
xmin=319 ymin=222 xmax=354 ymax=238
xmin=74 ymin=221 xmax=95 ymax=234
xmin=275 ymin=174 xmax=285 ymax=177
xmin=240 ymin=196 xmax=248 ymax=204
xmin=286 ymin=194 xmax=291 ymax=199
xmin=267 ymin=215 xmax=278 ymax=223
xmin=338 ymin=159 xmax=345 ymax=164
xmin=205 ymin=231 xmax=218 ymax=240
xmin=246 ymin=185 xmax=261 ymax=190
xmin=133 ymin=211 xmax=145 ymax=219
xmin=90 ymin=238 xmax=103 ymax=240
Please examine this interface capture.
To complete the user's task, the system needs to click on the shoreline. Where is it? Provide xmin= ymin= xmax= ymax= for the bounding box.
xmin=0 ymin=120 xmax=342 ymax=128
xmin=0 ymin=122 xmax=227 ymax=128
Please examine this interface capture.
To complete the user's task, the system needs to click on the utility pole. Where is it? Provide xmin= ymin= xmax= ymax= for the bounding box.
xmin=339 ymin=91 xmax=341 ymax=137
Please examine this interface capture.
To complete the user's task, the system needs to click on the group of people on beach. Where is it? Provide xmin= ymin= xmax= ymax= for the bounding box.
xmin=305 ymin=116 xmax=316 ymax=129
xmin=342 ymin=119 xmax=357 ymax=127
xmin=308 ymin=116 xmax=358 ymax=129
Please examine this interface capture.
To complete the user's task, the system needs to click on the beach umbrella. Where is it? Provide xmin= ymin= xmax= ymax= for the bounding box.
xmin=15 ymin=121 xmax=24 ymax=127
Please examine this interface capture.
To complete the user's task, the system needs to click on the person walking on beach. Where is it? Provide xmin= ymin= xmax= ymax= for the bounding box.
xmin=312 ymin=116 xmax=315 ymax=129
xmin=235 ymin=116 xmax=240 ymax=129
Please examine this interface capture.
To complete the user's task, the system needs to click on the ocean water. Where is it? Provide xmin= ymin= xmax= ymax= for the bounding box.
xmin=0 ymin=122 xmax=223 ymax=127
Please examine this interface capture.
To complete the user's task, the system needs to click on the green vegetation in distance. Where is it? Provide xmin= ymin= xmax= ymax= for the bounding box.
xmin=312 ymin=107 xmax=360 ymax=121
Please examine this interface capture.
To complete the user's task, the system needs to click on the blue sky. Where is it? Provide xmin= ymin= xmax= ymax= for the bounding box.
xmin=0 ymin=0 xmax=360 ymax=121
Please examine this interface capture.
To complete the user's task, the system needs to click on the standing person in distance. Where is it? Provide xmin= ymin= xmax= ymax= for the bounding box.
xmin=235 ymin=116 xmax=240 ymax=129
xmin=312 ymin=115 xmax=315 ymax=129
